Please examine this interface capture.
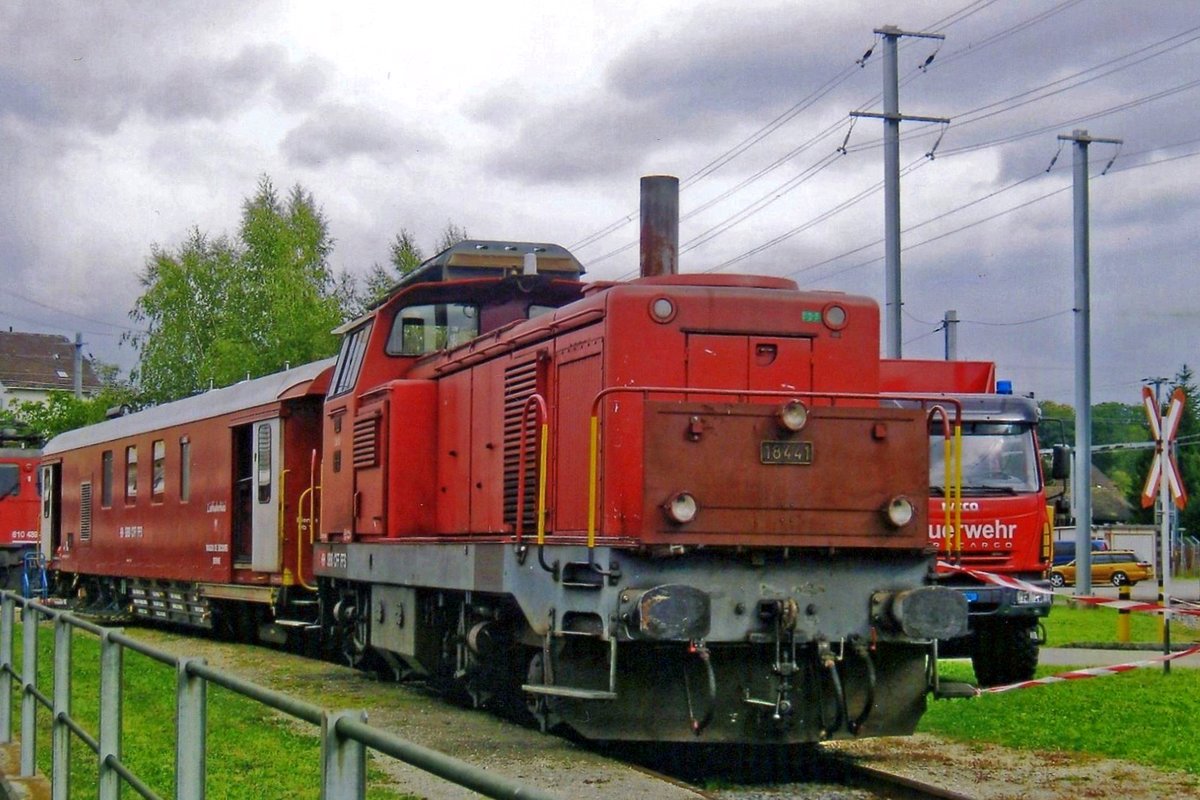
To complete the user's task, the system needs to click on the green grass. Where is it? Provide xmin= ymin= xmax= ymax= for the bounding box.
xmin=1043 ymin=596 xmax=1176 ymax=645
xmin=919 ymin=598 xmax=1200 ymax=776
xmin=8 ymin=622 xmax=415 ymax=800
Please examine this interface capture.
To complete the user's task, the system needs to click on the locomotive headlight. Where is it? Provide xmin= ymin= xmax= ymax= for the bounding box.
xmin=822 ymin=303 xmax=848 ymax=331
xmin=649 ymin=297 xmax=676 ymax=323
xmin=664 ymin=491 xmax=699 ymax=524
xmin=776 ymin=400 xmax=809 ymax=432
xmin=883 ymin=496 xmax=915 ymax=528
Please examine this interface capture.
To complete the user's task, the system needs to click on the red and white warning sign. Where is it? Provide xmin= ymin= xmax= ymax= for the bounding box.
xmin=1141 ymin=386 xmax=1188 ymax=509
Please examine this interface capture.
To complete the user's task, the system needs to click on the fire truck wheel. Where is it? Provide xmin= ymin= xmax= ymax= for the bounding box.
xmin=970 ymin=620 xmax=1039 ymax=687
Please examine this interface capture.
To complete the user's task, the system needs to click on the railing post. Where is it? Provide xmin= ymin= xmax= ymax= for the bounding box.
xmin=52 ymin=615 xmax=72 ymax=800
xmin=176 ymin=657 xmax=207 ymax=800
xmin=321 ymin=710 xmax=367 ymax=800
xmin=0 ymin=594 xmax=13 ymax=744
xmin=98 ymin=629 xmax=124 ymax=800
xmin=20 ymin=601 xmax=37 ymax=776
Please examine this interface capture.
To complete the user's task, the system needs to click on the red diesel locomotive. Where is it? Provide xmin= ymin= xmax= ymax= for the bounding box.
xmin=41 ymin=179 xmax=968 ymax=745
xmin=0 ymin=448 xmax=41 ymax=590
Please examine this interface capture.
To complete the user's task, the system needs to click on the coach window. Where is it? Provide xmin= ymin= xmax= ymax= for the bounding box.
xmin=179 ymin=438 xmax=191 ymax=502
xmin=125 ymin=445 xmax=137 ymax=503
xmin=387 ymin=302 xmax=479 ymax=356
xmin=101 ymin=450 xmax=113 ymax=507
xmin=151 ymin=439 xmax=165 ymax=501
xmin=256 ymin=424 xmax=272 ymax=503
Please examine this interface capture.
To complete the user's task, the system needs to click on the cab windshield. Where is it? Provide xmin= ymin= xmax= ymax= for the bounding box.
xmin=930 ymin=423 xmax=1039 ymax=494
xmin=386 ymin=302 xmax=480 ymax=356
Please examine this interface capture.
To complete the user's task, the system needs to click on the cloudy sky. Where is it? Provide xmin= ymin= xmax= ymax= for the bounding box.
xmin=1 ymin=0 xmax=1197 ymax=404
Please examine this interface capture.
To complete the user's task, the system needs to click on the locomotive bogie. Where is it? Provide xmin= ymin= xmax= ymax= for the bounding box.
xmin=314 ymin=541 xmax=962 ymax=742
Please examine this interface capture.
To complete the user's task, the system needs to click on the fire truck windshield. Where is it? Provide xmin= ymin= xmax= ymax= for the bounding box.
xmin=929 ymin=423 xmax=1039 ymax=494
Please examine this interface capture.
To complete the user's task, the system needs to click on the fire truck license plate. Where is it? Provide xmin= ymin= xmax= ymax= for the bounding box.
xmin=759 ymin=441 xmax=813 ymax=465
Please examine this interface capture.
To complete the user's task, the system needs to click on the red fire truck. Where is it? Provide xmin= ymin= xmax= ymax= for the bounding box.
xmin=881 ymin=359 xmax=1065 ymax=686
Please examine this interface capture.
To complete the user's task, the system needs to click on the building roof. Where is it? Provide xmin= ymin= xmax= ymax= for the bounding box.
xmin=0 ymin=332 xmax=104 ymax=394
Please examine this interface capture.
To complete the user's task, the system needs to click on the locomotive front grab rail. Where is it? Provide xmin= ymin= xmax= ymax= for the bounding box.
xmin=585 ymin=386 xmax=964 ymax=567
xmin=0 ymin=592 xmax=564 ymax=800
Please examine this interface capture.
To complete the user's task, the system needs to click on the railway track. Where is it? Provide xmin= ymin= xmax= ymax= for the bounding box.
xmin=89 ymin=621 xmax=974 ymax=800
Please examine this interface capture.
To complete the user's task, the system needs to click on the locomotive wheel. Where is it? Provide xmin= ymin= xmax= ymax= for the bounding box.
xmin=524 ymin=651 xmax=561 ymax=733
xmin=970 ymin=620 xmax=1039 ymax=687
xmin=333 ymin=596 xmax=370 ymax=668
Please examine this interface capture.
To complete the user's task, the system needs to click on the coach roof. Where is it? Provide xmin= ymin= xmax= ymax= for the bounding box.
xmin=43 ymin=359 xmax=334 ymax=456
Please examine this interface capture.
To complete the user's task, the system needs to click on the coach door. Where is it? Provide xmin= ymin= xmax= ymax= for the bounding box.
xmin=250 ymin=418 xmax=282 ymax=572
xmin=39 ymin=463 xmax=61 ymax=559
xmin=232 ymin=419 xmax=282 ymax=572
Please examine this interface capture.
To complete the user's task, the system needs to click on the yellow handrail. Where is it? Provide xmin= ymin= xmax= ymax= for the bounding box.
xmin=294 ymin=449 xmax=319 ymax=591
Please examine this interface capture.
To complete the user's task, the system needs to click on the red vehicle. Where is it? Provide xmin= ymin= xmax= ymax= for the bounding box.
xmin=881 ymin=359 xmax=1063 ymax=686
xmin=40 ymin=361 xmax=332 ymax=634
xmin=0 ymin=448 xmax=41 ymax=590
xmin=41 ymin=180 xmax=969 ymax=745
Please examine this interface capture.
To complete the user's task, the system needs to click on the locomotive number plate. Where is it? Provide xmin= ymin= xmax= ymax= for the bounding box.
xmin=759 ymin=440 xmax=813 ymax=465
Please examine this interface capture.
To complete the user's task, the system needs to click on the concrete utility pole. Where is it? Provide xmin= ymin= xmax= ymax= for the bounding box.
xmin=73 ymin=332 xmax=83 ymax=399
xmin=1059 ymin=129 xmax=1121 ymax=597
xmin=851 ymin=25 xmax=949 ymax=359
xmin=942 ymin=309 xmax=958 ymax=360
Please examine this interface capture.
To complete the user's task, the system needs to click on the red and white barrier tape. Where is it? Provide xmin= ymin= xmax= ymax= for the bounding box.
xmin=936 ymin=561 xmax=1200 ymax=618
xmin=978 ymin=644 xmax=1200 ymax=694
xmin=936 ymin=561 xmax=1052 ymax=595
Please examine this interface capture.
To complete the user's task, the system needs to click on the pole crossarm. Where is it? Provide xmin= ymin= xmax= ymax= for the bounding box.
xmin=874 ymin=25 xmax=944 ymax=41
xmin=850 ymin=111 xmax=949 ymax=124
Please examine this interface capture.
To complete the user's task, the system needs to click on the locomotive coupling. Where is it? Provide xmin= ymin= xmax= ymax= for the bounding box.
xmin=871 ymin=586 xmax=968 ymax=640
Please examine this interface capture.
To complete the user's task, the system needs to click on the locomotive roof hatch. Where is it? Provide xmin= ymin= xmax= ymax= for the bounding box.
xmin=43 ymin=358 xmax=335 ymax=455
xmin=382 ymin=240 xmax=584 ymax=298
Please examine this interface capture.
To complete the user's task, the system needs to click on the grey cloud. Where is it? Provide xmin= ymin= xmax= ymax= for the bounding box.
xmin=281 ymin=104 xmax=440 ymax=168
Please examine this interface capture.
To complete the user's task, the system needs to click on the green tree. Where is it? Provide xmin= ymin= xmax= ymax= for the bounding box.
xmin=128 ymin=177 xmax=347 ymax=403
xmin=358 ymin=223 xmax=470 ymax=310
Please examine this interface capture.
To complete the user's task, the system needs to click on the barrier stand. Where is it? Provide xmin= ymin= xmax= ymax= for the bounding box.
xmin=1116 ymin=583 xmax=1131 ymax=643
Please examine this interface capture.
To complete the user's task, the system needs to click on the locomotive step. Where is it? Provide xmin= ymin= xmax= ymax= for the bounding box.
xmin=932 ymin=681 xmax=979 ymax=699
xmin=520 ymin=684 xmax=618 ymax=701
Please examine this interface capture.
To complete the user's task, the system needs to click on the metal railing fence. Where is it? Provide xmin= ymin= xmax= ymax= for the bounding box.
xmin=0 ymin=591 xmax=562 ymax=800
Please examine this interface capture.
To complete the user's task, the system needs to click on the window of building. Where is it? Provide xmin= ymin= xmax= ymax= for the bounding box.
xmin=101 ymin=450 xmax=113 ymax=507
xmin=179 ymin=438 xmax=191 ymax=502
xmin=151 ymin=440 xmax=165 ymax=500
xmin=125 ymin=445 xmax=137 ymax=502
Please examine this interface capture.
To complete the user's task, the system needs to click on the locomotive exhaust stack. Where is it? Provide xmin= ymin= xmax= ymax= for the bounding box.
xmin=639 ymin=174 xmax=679 ymax=277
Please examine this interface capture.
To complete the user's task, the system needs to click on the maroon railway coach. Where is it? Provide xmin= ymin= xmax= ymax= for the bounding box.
xmin=41 ymin=360 xmax=332 ymax=634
